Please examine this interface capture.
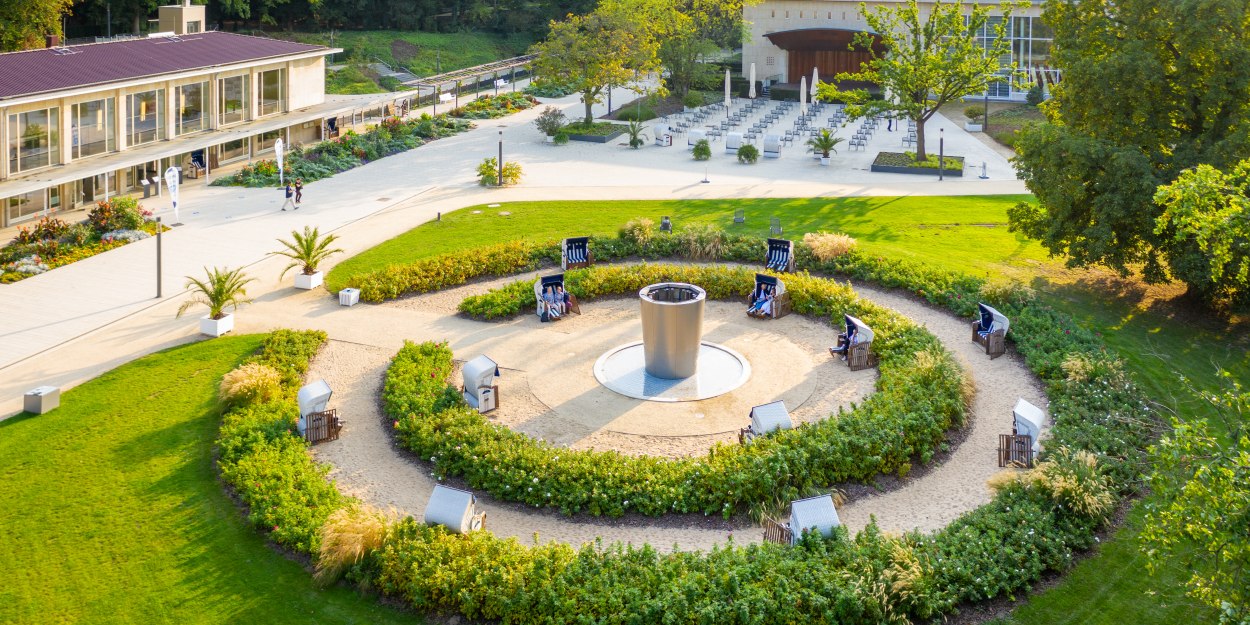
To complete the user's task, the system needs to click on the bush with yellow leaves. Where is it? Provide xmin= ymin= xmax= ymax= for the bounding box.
xmin=218 ymin=362 xmax=281 ymax=406
xmin=802 ymin=231 xmax=858 ymax=261
xmin=315 ymin=504 xmax=395 ymax=585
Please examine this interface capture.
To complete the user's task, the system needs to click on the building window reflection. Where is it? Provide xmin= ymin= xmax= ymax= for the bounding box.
xmin=176 ymin=82 xmax=208 ymax=135
xmin=8 ymin=108 xmax=60 ymax=173
xmin=127 ymin=89 xmax=165 ymax=146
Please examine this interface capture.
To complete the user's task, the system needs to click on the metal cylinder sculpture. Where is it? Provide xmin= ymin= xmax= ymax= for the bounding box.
xmin=639 ymin=283 xmax=706 ymax=378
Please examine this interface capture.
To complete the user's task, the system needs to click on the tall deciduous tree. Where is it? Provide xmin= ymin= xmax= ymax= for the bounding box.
xmin=530 ymin=7 xmax=660 ymax=124
xmin=1153 ymin=161 xmax=1250 ymax=307
xmin=1009 ymin=0 xmax=1250 ymax=302
xmin=1142 ymin=378 xmax=1250 ymax=625
xmin=818 ymin=0 xmax=1020 ymax=161
xmin=0 ymin=0 xmax=74 ymax=51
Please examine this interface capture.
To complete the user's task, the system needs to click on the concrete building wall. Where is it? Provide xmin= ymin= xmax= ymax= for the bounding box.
xmin=288 ymin=57 xmax=324 ymax=111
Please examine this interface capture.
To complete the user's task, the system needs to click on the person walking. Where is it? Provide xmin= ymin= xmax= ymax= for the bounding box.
xmin=280 ymin=182 xmax=296 ymax=211
xmin=293 ymin=178 xmax=304 ymax=209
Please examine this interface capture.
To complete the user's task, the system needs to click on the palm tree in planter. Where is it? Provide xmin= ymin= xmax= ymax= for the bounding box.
xmin=272 ymin=226 xmax=344 ymax=290
xmin=806 ymin=129 xmax=845 ymax=166
xmin=177 ymin=266 xmax=255 ymax=337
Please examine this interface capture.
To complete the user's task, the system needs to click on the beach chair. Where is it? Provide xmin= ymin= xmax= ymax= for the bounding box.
xmin=746 ymin=273 xmax=792 ymax=319
xmin=424 ymin=485 xmax=486 ymax=534
xmin=971 ymin=303 xmax=1010 ymax=358
xmin=763 ymin=495 xmax=841 ymax=545
xmin=653 ymin=124 xmax=672 ymax=146
xmin=534 ymin=273 xmax=580 ymax=322
xmin=461 ymin=355 xmax=500 ymax=413
xmin=296 ymin=380 xmax=343 ymax=444
xmin=765 ymin=238 xmax=794 ymax=272
xmin=725 ymin=132 xmax=743 ymax=154
xmin=688 ymin=128 xmax=706 ymax=148
xmin=999 ymin=398 xmax=1045 ymax=467
xmin=738 ymin=400 xmax=792 ymax=444
xmin=829 ymin=315 xmax=877 ymax=371
xmin=763 ymin=134 xmax=782 ymax=158
xmin=561 ymin=236 xmax=592 ymax=270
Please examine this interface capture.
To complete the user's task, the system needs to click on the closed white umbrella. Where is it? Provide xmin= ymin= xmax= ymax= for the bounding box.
xmin=749 ymin=63 xmax=757 ymax=99
xmin=800 ymin=76 xmax=808 ymax=115
xmin=724 ymin=69 xmax=732 ymax=108
xmin=811 ymin=67 xmax=820 ymax=98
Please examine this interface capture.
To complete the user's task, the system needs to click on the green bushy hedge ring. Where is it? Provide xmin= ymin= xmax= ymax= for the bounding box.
xmin=389 ymin=263 xmax=969 ymax=518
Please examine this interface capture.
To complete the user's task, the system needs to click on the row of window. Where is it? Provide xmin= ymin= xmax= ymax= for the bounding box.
xmin=6 ymin=69 xmax=285 ymax=176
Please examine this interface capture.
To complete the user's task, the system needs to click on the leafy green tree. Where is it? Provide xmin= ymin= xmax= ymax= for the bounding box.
xmin=1154 ymin=161 xmax=1250 ymax=307
xmin=1009 ymin=0 xmax=1250 ymax=303
xmin=530 ymin=6 xmax=661 ymax=124
xmin=819 ymin=0 xmax=1020 ymax=161
xmin=0 ymin=0 xmax=73 ymax=51
xmin=1142 ymin=376 xmax=1250 ymax=625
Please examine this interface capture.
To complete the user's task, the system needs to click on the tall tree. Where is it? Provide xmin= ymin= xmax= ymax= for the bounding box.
xmin=1153 ymin=160 xmax=1250 ymax=307
xmin=1009 ymin=0 xmax=1250 ymax=302
xmin=530 ymin=7 xmax=660 ymax=124
xmin=0 ymin=0 xmax=74 ymax=50
xmin=1142 ymin=378 xmax=1250 ymax=625
xmin=818 ymin=0 xmax=1020 ymax=161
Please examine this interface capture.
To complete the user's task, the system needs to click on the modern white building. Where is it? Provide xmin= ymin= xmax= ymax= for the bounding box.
xmin=743 ymin=0 xmax=1055 ymax=99
xmin=0 ymin=2 xmax=350 ymax=228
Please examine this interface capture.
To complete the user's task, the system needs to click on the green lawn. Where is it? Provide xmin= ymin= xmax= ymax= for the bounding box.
xmin=329 ymin=194 xmax=1246 ymax=625
xmin=0 ymin=336 xmax=417 ymax=625
xmin=283 ymin=30 xmax=533 ymax=76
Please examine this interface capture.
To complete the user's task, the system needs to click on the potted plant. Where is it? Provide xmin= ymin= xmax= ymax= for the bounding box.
xmin=737 ymin=143 xmax=760 ymax=164
xmin=626 ymin=121 xmax=648 ymax=149
xmin=534 ymin=106 xmax=566 ymax=143
xmin=805 ymin=129 xmax=845 ymax=166
xmin=683 ymin=92 xmax=703 ymax=112
xmin=271 ymin=226 xmax=344 ymax=290
xmin=963 ymin=105 xmax=984 ymax=132
xmin=177 ymin=266 xmax=255 ymax=337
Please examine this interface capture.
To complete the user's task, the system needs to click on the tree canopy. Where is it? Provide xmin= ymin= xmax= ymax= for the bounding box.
xmin=818 ymin=0 xmax=1021 ymax=160
xmin=1009 ymin=0 xmax=1250 ymax=304
xmin=1153 ymin=160 xmax=1250 ymax=307
xmin=0 ymin=0 xmax=74 ymax=51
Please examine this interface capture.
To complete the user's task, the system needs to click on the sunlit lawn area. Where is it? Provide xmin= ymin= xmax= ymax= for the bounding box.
xmin=330 ymin=194 xmax=1245 ymax=625
xmin=0 ymin=337 xmax=416 ymax=625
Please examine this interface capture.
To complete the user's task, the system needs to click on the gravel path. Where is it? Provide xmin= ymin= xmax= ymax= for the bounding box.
xmin=306 ymin=277 xmax=1046 ymax=552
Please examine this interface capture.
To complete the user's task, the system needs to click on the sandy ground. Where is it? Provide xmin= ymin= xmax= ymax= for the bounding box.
xmin=308 ymin=272 xmax=1046 ymax=551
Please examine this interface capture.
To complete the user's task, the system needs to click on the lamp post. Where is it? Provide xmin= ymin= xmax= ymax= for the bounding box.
xmin=497 ymin=130 xmax=504 ymax=187
xmin=984 ymin=81 xmax=990 ymax=135
xmin=155 ymin=216 xmax=162 ymax=298
xmin=938 ymin=128 xmax=945 ymax=182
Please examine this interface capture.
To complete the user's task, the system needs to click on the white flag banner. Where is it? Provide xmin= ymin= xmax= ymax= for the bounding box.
xmin=164 ymin=166 xmax=180 ymax=221
xmin=274 ymin=138 xmax=285 ymax=186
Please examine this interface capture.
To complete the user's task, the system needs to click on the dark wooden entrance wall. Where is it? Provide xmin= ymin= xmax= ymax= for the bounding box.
xmin=788 ymin=50 xmax=872 ymax=83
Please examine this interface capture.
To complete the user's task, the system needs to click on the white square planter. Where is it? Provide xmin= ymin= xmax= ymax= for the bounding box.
xmin=295 ymin=271 xmax=323 ymax=290
xmin=200 ymin=314 xmax=234 ymax=337
xmin=964 ymin=122 xmax=983 ymax=132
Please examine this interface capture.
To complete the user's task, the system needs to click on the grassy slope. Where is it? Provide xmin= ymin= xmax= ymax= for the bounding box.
xmin=286 ymin=30 xmax=533 ymax=76
xmin=329 ymin=195 xmax=1245 ymax=625
xmin=0 ymin=336 xmax=416 ymax=625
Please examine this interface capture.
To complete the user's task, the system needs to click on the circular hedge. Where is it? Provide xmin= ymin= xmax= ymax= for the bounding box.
xmin=385 ymin=263 xmax=970 ymax=518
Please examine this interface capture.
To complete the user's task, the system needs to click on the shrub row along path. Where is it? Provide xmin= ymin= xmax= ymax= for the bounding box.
xmin=262 ymin=269 xmax=1045 ymax=552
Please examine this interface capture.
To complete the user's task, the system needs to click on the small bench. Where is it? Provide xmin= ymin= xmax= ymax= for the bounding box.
xmin=438 ymin=92 xmax=454 ymax=103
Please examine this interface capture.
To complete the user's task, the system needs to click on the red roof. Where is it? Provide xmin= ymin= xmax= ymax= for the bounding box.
xmin=0 ymin=32 xmax=329 ymax=100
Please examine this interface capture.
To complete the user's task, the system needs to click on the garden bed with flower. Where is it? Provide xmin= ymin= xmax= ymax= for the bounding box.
xmin=211 ymin=219 xmax=1157 ymax=624
xmin=210 ymin=114 xmax=472 ymax=188
xmin=1 ymin=197 xmax=161 ymax=283
xmin=449 ymin=92 xmax=540 ymax=119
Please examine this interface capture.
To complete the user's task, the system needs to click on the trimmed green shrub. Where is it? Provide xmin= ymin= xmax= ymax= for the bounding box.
xmin=692 ymin=139 xmax=711 ymax=161
xmin=737 ymin=143 xmax=760 ymax=164
xmin=1026 ymin=84 xmax=1045 ymax=106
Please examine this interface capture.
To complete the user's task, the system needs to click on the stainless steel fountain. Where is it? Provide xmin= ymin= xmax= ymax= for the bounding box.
xmin=638 ymin=283 xmax=706 ymax=378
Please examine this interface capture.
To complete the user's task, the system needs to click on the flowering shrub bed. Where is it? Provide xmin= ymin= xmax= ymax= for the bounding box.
xmin=222 ymin=232 xmax=1155 ymax=624
xmin=1 ymin=197 xmax=158 ymax=283
xmin=211 ymin=114 xmax=472 ymax=188
xmin=214 ymin=329 xmax=347 ymax=555
xmin=393 ymin=265 xmax=967 ymax=518
xmin=450 ymin=92 xmax=539 ymax=119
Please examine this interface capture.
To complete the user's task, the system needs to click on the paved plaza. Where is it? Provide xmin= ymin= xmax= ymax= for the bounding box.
xmin=0 ymin=87 xmax=1024 ymax=417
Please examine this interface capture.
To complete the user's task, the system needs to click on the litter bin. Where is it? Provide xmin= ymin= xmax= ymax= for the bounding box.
xmin=24 ymin=386 xmax=60 ymax=414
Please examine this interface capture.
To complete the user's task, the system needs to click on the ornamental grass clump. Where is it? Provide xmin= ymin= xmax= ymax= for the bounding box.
xmin=618 ymin=217 xmax=654 ymax=248
xmin=676 ymin=224 xmax=724 ymax=261
xmin=219 ymin=362 xmax=282 ymax=406
xmin=315 ymin=504 xmax=395 ymax=586
xmin=803 ymin=231 xmax=858 ymax=261
xmin=989 ymin=447 xmax=1115 ymax=520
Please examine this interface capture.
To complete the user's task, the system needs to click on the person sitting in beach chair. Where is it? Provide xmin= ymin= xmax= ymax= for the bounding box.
xmin=829 ymin=314 xmax=877 ymax=370
xmin=534 ymin=274 xmax=580 ymax=322
xmin=748 ymin=284 xmax=774 ymax=317
xmin=971 ymin=302 xmax=1010 ymax=358
xmin=746 ymin=273 xmax=792 ymax=319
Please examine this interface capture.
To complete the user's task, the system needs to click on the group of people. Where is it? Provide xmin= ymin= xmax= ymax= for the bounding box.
xmin=540 ymin=285 xmax=573 ymax=321
xmin=280 ymin=178 xmax=304 ymax=211
xmin=829 ymin=323 xmax=859 ymax=361
xmin=747 ymin=284 xmax=777 ymax=318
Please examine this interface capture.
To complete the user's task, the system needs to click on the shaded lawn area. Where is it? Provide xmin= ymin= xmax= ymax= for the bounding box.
xmin=326 ymin=195 xmax=1045 ymax=292
xmin=328 ymin=195 xmax=1245 ymax=625
xmin=0 ymin=336 xmax=417 ymax=625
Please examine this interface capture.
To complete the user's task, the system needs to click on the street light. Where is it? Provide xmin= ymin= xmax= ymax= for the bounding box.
xmin=984 ymin=79 xmax=991 ymax=135
xmin=497 ymin=130 xmax=504 ymax=187
xmin=938 ymin=128 xmax=945 ymax=182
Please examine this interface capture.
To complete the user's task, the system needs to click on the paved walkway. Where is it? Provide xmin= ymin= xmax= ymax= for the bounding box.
xmin=0 ymin=89 xmax=1025 ymax=417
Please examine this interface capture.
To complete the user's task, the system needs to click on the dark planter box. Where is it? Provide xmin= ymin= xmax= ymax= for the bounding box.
xmin=567 ymin=129 xmax=625 ymax=143
xmin=870 ymin=153 xmax=964 ymax=177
